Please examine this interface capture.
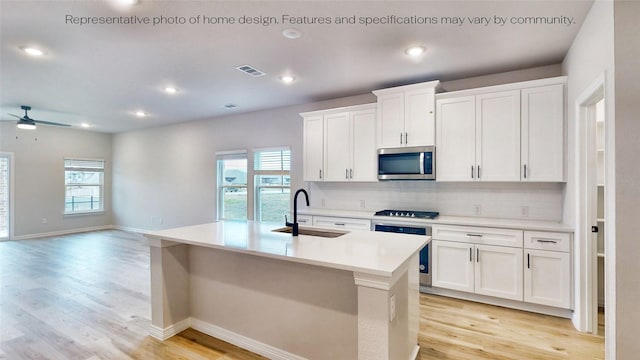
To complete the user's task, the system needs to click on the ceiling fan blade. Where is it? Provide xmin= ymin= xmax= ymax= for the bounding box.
xmin=8 ymin=113 xmax=23 ymax=120
xmin=32 ymin=119 xmax=71 ymax=127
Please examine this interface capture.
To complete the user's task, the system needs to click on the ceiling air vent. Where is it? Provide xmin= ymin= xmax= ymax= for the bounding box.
xmin=224 ymin=103 xmax=238 ymax=109
xmin=236 ymin=64 xmax=266 ymax=77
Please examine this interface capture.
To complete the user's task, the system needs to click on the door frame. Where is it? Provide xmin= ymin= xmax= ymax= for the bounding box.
xmin=0 ymin=152 xmax=15 ymax=241
xmin=573 ymin=73 xmax=611 ymax=337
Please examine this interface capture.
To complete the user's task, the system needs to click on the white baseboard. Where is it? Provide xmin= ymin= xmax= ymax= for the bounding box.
xmin=12 ymin=225 xmax=114 ymax=240
xmin=421 ymin=286 xmax=573 ymax=319
xmin=148 ymin=318 xmax=191 ymax=341
xmin=409 ymin=345 xmax=420 ymax=360
xmin=189 ymin=318 xmax=308 ymax=360
xmin=112 ymin=225 xmax=152 ymax=235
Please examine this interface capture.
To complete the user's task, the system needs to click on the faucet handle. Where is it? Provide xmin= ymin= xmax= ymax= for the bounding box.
xmin=285 ymin=215 xmax=294 ymax=227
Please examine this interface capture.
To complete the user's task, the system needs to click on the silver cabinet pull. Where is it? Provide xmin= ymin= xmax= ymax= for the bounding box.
xmin=334 ymin=223 xmax=345 ymax=226
xmin=524 ymin=164 xmax=528 ymax=179
xmin=527 ymin=253 xmax=531 ymax=269
xmin=471 ymin=165 xmax=475 ymax=179
xmin=405 ymin=132 xmax=408 ymax=144
xmin=469 ymin=248 xmax=473 ymax=262
xmin=346 ymin=169 xmax=349 ymax=179
xmin=476 ymin=248 xmax=479 ymax=262
xmin=536 ymin=239 xmax=558 ymax=244
xmin=400 ymin=133 xmax=403 ymax=144
xmin=350 ymin=168 xmax=353 ymax=179
xmin=466 ymin=233 xmax=483 ymax=237
xmin=477 ymin=165 xmax=481 ymax=179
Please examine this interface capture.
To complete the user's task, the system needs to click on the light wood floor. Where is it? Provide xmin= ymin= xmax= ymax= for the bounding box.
xmin=0 ymin=230 xmax=604 ymax=359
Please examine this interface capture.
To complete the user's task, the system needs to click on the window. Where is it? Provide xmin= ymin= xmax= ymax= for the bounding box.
xmin=254 ymin=148 xmax=291 ymax=223
xmin=64 ymin=158 xmax=104 ymax=214
xmin=217 ymin=151 xmax=248 ymax=220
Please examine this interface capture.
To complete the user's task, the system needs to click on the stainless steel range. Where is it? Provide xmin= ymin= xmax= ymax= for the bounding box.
xmin=372 ymin=209 xmax=439 ymax=287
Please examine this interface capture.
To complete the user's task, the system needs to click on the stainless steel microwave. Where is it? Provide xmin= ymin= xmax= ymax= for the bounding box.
xmin=378 ymin=146 xmax=435 ymax=180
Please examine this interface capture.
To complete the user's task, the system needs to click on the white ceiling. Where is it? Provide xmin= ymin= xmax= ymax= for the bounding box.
xmin=0 ymin=0 xmax=593 ymax=133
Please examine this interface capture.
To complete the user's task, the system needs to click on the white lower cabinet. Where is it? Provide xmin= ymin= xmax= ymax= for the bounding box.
xmin=432 ymin=225 xmax=573 ymax=309
xmin=432 ymin=240 xmax=474 ymax=292
xmin=474 ymin=244 xmax=523 ymax=301
xmin=432 ymin=240 xmax=523 ymax=301
xmin=524 ymin=231 xmax=572 ymax=308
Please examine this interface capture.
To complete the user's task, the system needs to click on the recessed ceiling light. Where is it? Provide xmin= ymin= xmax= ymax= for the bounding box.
xmin=116 ymin=0 xmax=138 ymax=5
xmin=280 ymin=75 xmax=295 ymax=84
xmin=81 ymin=123 xmax=90 ymax=128
xmin=405 ymin=46 xmax=426 ymax=57
xmin=135 ymin=111 xmax=146 ymax=117
xmin=22 ymin=47 xmax=44 ymax=56
xmin=164 ymin=86 xmax=178 ymax=94
xmin=282 ymin=28 xmax=302 ymax=39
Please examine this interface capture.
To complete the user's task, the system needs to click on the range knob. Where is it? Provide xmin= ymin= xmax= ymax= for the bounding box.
xmin=411 ymin=213 xmax=416 ymax=217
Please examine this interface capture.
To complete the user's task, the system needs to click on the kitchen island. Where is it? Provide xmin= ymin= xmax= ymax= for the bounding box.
xmin=145 ymin=220 xmax=429 ymax=360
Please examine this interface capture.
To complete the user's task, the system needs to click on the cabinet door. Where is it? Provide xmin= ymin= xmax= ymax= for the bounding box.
xmin=524 ymin=249 xmax=571 ymax=308
xmin=521 ymin=84 xmax=564 ymax=181
xmin=303 ymin=115 xmax=324 ymax=181
xmin=476 ymin=90 xmax=521 ymax=181
xmin=435 ymin=96 xmax=476 ymax=181
xmin=377 ymin=92 xmax=405 ymax=148
xmin=432 ymin=240 xmax=474 ymax=292
xmin=350 ymin=109 xmax=377 ymax=181
xmin=474 ymin=244 xmax=523 ymax=301
xmin=323 ymin=112 xmax=351 ymax=181
xmin=405 ymin=87 xmax=436 ymax=146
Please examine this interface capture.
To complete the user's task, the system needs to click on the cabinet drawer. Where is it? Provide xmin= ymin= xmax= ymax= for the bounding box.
xmin=313 ymin=216 xmax=371 ymax=231
xmin=296 ymin=215 xmax=313 ymax=226
xmin=432 ymin=224 xmax=523 ymax=248
xmin=524 ymin=231 xmax=571 ymax=253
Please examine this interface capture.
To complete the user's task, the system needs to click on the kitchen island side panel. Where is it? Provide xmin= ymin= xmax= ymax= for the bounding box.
xmin=188 ymin=246 xmax=358 ymax=360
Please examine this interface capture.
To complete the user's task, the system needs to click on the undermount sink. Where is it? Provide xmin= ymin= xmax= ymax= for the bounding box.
xmin=272 ymin=226 xmax=348 ymax=238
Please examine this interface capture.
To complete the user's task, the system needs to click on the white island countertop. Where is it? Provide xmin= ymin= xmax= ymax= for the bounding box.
xmin=146 ymin=220 xmax=429 ymax=278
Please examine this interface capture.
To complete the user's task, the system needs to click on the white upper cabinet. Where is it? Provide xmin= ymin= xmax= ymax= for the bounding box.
xmin=323 ymin=112 xmax=351 ymax=181
xmin=349 ymin=109 xmax=377 ymax=181
xmin=435 ymin=96 xmax=476 ymax=181
xmin=301 ymin=104 xmax=377 ymax=182
xmin=436 ymin=77 xmax=566 ymax=182
xmin=476 ymin=90 xmax=521 ymax=181
xmin=302 ymin=115 xmax=324 ymax=182
xmin=521 ymin=84 xmax=565 ymax=181
xmin=373 ymin=81 xmax=439 ymax=148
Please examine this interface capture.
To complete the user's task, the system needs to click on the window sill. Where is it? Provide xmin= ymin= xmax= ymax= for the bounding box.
xmin=64 ymin=210 xmax=105 ymax=217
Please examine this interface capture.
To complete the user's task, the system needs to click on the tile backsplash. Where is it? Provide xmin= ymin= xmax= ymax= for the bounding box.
xmin=307 ymin=181 xmax=564 ymax=222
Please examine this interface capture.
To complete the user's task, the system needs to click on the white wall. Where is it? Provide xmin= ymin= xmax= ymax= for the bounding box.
xmin=111 ymin=94 xmax=375 ymax=231
xmin=612 ymin=0 xmax=640 ymax=357
xmin=0 ymin=122 xmax=113 ymax=238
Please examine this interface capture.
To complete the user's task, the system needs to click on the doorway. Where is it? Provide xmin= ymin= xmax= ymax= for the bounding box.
xmin=575 ymin=74 xmax=608 ymax=337
xmin=0 ymin=152 xmax=13 ymax=241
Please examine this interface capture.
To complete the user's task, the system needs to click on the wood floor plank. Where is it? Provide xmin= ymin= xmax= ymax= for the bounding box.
xmin=0 ymin=230 xmax=604 ymax=359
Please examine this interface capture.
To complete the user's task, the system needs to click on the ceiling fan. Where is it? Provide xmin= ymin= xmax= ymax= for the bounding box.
xmin=9 ymin=105 xmax=71 ymax=130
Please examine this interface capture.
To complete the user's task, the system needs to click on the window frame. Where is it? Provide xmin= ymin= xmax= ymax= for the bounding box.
xmin=63 ymin=157 xmax=105 ymax=215
xmin=216 ymin=150 xmax=248 ymax=221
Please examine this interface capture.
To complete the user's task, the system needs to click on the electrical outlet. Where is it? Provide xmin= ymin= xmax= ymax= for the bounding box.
xmin=321 ymin=198 xmax=326 ymax=208
xmin=359 ymin=200 xmax=366 ymax=209
xmin=389 ymin=294 xmax=396 ymax=322
xmin=473 ymin=204 xmax=481 ymax=215
xmin=41 ymin=218 xmax=47 ymax=224
xmin=521 ymin=206 xmax=529 ymax=217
